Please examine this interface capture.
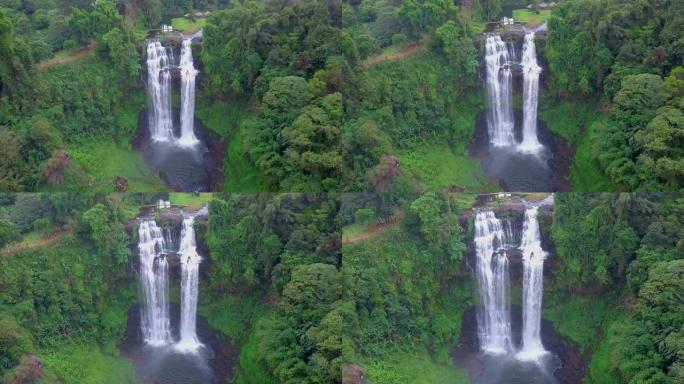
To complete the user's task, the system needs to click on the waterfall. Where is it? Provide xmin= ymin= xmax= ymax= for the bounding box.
xmin=518 ymin=32 xmax=543 ymax=153
xmin=176 ymin=216 xmax=203 ymax=352
xmin=474 ymin=211 xmax=514 ymax=354
xmin=517 ymin=207 xmax=548 ymax=361
xmin=146 ymin=42 xmax=174 ymax=142
xmin=178 ymin=38 xmax=199 ymax=147
xmin=145 ymin=38 xmax=199 ymax=146
xmin=138 ymin=220 xmax=172 ymax=346
xmin=485 ymin=35 xmax=515 ymax=147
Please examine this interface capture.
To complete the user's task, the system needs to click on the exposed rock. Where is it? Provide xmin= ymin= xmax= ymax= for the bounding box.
xmin=343 ymin=364 xmax=366 ymax=384
xmin=115 ymin=176 xmax=128 ymax=191
xmin=3 ymin=355 xmax=45 ymax=384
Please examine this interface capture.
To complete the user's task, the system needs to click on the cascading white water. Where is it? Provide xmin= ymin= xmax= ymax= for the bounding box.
xmin=138 ymin=220 xmax=172 ymax=346
xmin=146 ymin=38 xmax=199 ymax=146
xmin=518 ymin=32 xmax=543 ymax=153
xmin=517 ymin=207 xmax=548 ymax=361
xmin=485 ymin=35 xmax=516 ymax=147
xmin=176 ymin=216 xmax=202 ymax=352
xmin=178 ymin=38 xmax=199 ymax=147
xmin=146 ymin=42 xmax=175 ymax=142
xmin=474 ymin=211 xmax=514 ymax=354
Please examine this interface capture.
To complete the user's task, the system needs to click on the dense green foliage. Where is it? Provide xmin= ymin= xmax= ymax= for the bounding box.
xmin=201 ymin=0 xmax=347 ymax=191
xmin=546 ymin=0 xmax=684 ymax=190
xmin=0 ymin=193 xmax=139 ymax=382
xmin=342 ymin=192 xmax=472 ymax=382
xmin=341 ymin=0 xmax=483 ymax=192
xmin=205 ymin=193 xmax=343 ymax=383
xmin=0 ymin=0 xmax=148 ymax=192
xmin=551 ymin=193 xmax=684 ymax=383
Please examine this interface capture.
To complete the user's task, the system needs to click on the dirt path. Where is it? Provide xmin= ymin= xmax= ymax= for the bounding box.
xmin=0 ymin=226 xmax=73 ymax=256
xmin=362 ymin=38 xmax=428 ymax=68
xmin=342 ymin=210 xmax=405 ymax=245
xmin=37 ymin=43 xmax=96 ymax=70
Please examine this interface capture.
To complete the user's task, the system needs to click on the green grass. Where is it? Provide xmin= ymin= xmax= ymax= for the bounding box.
xmin=399 ymin=143 xmax=495 ymax=192
xmin=342 ymin=222 xmax=372 ymax=239
xmin=67 ymin=141 xmax=166 ymax=192
xmin=585 ymin=319 xmax=627 ymax=384
xmin=40 ymin=343 xmax=139 ymax=384
xmin=169 ymin=192 xmax=213 ymax=211
xmin=512 ymin=9 xmax=551 ymax=26
xmin=171 ymin=17 xmax=207 ymax=33
xmin=234 ymin=327 xmax=277 ymax=384
xmin=196 ymin=99 xmax=267 ymax=192
xmin=199 ymin=294 xmax=267 ymax=343
xmin=544 ymin=295 xmax=621 ymax=353
xmin=570 ymin=118 xmax=615 ymax=191
xmin=362 ymin=347 xmax=468 ymax=384
xmin=449 ymin=193 xmax=478 ymax=211
xmin=199 ymin=294 xmax=275 ymax=384
xmin=538 ymin=99 xmax=602 ymax=145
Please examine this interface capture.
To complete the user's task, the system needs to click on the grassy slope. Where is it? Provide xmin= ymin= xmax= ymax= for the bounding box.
xmin=67 ymin=141 xmax=166 ymax=192
xmin=399 ymin=143 xmax=493 ymax=192
xmin=570 ymin=117 xmax=615 ymax=191
xmin=169 ymin=192 xmax=213 ymax=211
xmin=40 ymin=343 xmax=139 ymax=384
xmin=171 ymin=17 xmax=207 ymax=33
xmin=512 ymin=9 xmax=551 ymax=26
xmin=196 ymin=99 xmax=267 ymax=192
xmin=363 ymin=348 xmax=468 ymax=384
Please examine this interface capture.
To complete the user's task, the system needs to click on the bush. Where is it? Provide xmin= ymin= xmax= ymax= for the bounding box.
xmin=391 ymin=33 xmax=408 ymax=46
xmin=354 ymin=208 xmax=376 ymax=225
xmin=62 ymin=39 xmax=78 ymax=50
xmin=32 ymin=218 xmax=51 ymax=232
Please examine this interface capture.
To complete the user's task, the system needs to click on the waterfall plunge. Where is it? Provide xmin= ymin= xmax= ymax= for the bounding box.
xmin=145 ymin=38 xmax=199 ymax=147
xmin=518 ymin=32 xmax=543 ymax=153
xmin=517 ymin=207 xmax=548 ymax=361
xmin=176 ymin=216 xmax=203 ymax=352
xmin=484 ymin=32 xmax=544 ymax=153
xmin=474 ymin=211 xmax=514 ymax=354
xmin=138 ymin=220 xmax=172 ymax=346
xmin=178 ymin=39 xmax=200 ymax=147
xmin=485 ymin=35 xmax=516 ymax=147
xmin=146 ymin=42 xmax=174 ymax=142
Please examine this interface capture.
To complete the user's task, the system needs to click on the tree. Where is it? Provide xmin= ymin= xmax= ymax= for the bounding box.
xmin=434 ymin=20 xmax=477 ymax=85
xmin=100 ymin=27 xmax=140 ymax=77
xmin=81 ymin=203 xmax=130 ymax=265
xmin=142 ymin=0 xmax=162 ymax=28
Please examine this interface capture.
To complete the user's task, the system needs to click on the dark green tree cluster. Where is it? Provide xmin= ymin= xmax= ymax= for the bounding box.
xmin=545 ymin=0 xmax=684 ymax=190
xmin=552 ymin=193 xmax=684 ymax=383
xmin=206 ymin=193 xmax=343 ymax=383
xmin=596 ymin=69 xmax=684 ymax=190
xmin=546 ymin=0 xmax=683 ymax=97
xmin=202 ymin=0 xmax=349 ymax=191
